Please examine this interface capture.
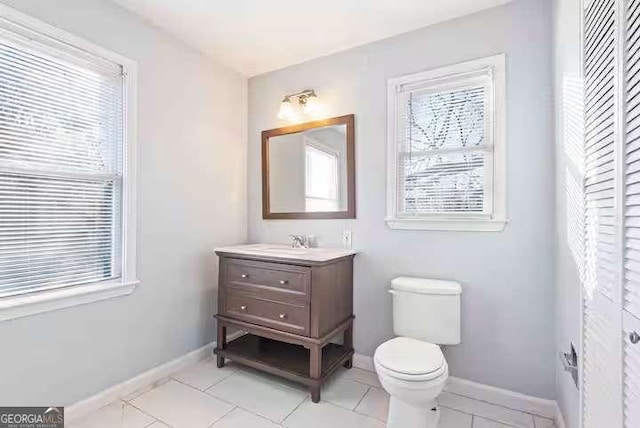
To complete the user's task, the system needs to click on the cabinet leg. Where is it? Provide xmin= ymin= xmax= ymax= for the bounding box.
xmin=216 ymin=324 xmax=227 ymax=368
xmin=310 ymin=345 xmax=322 ymax=378
xmin=309 ymin=345 xmax=322 ymax=402
xmin=343 ymin=323 xmax=353 ymax=369
xmin=311 ymin=385 xmax=321 ymax=403
xmin=216 ymin=355 xmax=225 ymax=368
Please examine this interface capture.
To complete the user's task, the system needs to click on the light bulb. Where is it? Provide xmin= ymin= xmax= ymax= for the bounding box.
xmin=303 ymin=93 xmax=324 ymax=119
xmin=277 ymin=97 xmax=299 ymax=122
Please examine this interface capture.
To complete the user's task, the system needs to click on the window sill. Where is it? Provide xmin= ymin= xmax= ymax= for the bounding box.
xmin=0 ymin=279 xmax=140 ymax=322
xmin=385 ymin=218 xmax=508 ymax=232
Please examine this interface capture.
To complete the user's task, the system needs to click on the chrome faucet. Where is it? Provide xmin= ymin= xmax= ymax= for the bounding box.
xmin=290 ymin=235 xmax=311 ymax=248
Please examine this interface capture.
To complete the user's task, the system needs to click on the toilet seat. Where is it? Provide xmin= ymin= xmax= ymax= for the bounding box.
xmin=374 ymin=337 xmax=447 ymax=381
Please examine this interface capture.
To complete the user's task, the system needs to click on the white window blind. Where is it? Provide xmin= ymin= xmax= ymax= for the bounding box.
xmin=397 ymin=76 xmax=491 ymax=216
xmin=386 ymin=55 xmax=506 ymax=231
xmin=0 ymin=21 xmax=126 ymax=298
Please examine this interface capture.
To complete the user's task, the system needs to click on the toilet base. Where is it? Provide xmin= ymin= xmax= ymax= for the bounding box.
xmin=387 ymin=397 xmax=440 ymax=428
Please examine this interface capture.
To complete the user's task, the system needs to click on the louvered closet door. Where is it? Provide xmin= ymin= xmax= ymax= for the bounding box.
xmin=624 ymin=0 xmax=640 ymax=425
xmin=623 ymin=314 xmax=640 ymax=427
xmin=583 ymin=0 xmax=623 ymax=426
xmin=626 ymin=0 xmax=640 ymax=321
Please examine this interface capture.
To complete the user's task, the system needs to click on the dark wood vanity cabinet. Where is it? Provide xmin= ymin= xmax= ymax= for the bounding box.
xmin=214 ymin=249 xmax=355 ymax=402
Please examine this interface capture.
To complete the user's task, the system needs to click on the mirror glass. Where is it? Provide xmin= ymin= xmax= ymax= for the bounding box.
xmin=262 ymin=115 xmax=355 ymax=219
xmin=269 ymin=124 xmax=347 ymax=213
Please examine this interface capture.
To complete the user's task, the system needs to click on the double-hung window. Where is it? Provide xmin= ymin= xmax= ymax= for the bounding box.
xmin=0 ymin=8 xmax=137 ymax=321
xmin=386 ymin=54 xmax=506 ymax=231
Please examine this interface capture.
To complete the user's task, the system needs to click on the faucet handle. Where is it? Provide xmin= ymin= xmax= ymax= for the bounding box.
xmin=290 ymin=234 xmax=303 ymax=248
xmin=305 ymin=235 xmax=315 ymax=248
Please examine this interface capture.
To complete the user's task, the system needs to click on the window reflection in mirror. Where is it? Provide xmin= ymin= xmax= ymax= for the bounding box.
xmin=305 ymin=142 xmax=340 ymax=212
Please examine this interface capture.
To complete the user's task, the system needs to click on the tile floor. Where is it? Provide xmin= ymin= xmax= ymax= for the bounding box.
xmin=68 ymin=358 xmax=556 ymax=428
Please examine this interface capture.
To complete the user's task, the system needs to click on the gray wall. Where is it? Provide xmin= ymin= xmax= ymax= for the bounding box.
xmin=248 ymin=0 xmax=557 ymax=399
xmin=553 ymin=0 xmax=582 ymax=425
xmin=0 ymin=0 xmax=247 ymax=405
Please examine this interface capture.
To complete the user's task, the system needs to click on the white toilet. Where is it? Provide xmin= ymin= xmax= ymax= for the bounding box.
xmin=374 ymin=277 xmax=462 ymax=428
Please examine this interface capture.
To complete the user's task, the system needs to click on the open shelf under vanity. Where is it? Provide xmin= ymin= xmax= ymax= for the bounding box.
xmin=216 ymin=333 xmax=353 ymax=385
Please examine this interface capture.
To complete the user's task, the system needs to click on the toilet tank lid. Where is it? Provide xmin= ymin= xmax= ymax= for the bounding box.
xmin=391 ymin=277 xmax=462 ymax=295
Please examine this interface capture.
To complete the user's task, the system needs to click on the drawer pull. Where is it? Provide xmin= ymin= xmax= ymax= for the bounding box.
xmin=279 ymin=313 xmax=287 ymax=319
xmin=280 ymin=280 xmax=289 ymax=285
xmin=241 ymin=274 xmax=250 ymax=278
xmin=240 ymin=305 xmax=247 ymax=311
xmin=631 ymin=331 xmax=640 ymax=344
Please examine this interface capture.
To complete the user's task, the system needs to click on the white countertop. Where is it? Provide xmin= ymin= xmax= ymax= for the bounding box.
xmin=214 ymin=243 xmax=357 ymax=262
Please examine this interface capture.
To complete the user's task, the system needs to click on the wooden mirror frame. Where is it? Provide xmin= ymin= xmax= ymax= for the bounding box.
xmin=262 ymin=114 xmax=355 ymax=219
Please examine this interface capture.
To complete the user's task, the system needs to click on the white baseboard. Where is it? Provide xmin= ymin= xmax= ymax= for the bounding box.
xmin=444 ymin=376 xmax=557 ymax=419
xmin=352 ymin=352 xmax=560 ymax=422
xmin=66 ymin=331 xmax=244 ymax=423
xmin=352 ymin=352 xmax=375 ymax=372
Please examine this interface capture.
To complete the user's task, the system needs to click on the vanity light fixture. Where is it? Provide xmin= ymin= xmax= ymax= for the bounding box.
xmin=277 ymin=89 xmax=320 ymax=121
xmin=277 ymin=97 xmax=298 ymax=121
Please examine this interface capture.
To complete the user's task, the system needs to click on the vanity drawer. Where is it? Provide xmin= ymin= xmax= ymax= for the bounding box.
xmin=225 ymin=259 xmax=310 ymax=298
xmin=224 ymin=291 xmax=309 ymax=335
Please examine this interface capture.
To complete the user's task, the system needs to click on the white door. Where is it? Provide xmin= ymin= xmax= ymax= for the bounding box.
xmin=582 ymin=0 xmax=640 ymax=426
xmin=583 ymin=0 xmax=623 ymax=424
xmin=624 ymin=0 xmax=640 ymax=426
xmin=622 ymin=314 xmax=640 ymax=426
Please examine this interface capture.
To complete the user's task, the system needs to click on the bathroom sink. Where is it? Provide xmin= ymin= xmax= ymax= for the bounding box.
xmin=214 ymin=243 xmax=357 ymax=262
xmin=254 ymin=246 xmax=311 ymax=255
xmin=235 ymin=244 xmax=319 ymax=258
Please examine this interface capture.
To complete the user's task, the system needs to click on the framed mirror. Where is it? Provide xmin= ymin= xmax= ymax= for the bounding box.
xmin=262 ymin=114 xmax=355 ymax=219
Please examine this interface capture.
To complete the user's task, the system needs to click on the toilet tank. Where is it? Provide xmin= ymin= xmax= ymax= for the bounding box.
xmin=390 ymin=277 xmax=462 ymax=345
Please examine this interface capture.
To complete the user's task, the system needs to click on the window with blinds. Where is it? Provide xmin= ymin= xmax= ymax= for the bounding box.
xmin=0 ymin=19 xmax=128 ymax=298
xmin=386 ymin=55 xmax=506 ymax=231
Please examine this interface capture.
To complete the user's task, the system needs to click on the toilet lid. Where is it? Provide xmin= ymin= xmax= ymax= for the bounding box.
xmin=374 ymin=337 xmax=444 ymax=376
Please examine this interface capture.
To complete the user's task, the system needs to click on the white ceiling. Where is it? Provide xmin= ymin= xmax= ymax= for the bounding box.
xmin=113 ymin=0 xmax=510 ymax=76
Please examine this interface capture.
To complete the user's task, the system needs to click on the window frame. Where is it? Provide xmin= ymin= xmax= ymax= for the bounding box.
xmin=0 ymin=4 xmax=138 ymax=322
xmin=386 ymin=54 xmax=507 ymax=231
